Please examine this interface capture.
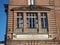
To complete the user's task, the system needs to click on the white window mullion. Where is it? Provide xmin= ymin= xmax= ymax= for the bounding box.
xmin=32 ymin=13 xmax=34 ymax=28
xmin=34 ymin=13 xmax=36 ymax=27
xmin=28 ymin=0 xmax=31 ymax=5
xmin=43 ymin=13 xmax=45 ymax=28
xmin=31 ymin=0 xmax=34 ymax=5
xmin=19 ymin=18 xmax=20 ymax=28
xmin=31 ymin=14 xmax=33 ymax=28
xmin=18 ymin=18 xmax=19 ymax=28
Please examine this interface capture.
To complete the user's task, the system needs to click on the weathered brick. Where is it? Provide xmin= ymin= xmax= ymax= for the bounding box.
xmin=4 ymin=0 xmax=60 ymax=45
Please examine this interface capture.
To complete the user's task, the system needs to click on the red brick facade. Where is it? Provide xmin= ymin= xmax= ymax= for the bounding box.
xmin=4 ymin=0 xmax=60 ymax=45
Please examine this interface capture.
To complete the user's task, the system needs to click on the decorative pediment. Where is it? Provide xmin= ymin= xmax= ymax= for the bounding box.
xmin=11 ymin=5 xmax=51 ymax=11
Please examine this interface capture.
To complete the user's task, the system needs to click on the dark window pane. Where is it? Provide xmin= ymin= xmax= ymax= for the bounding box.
xmin=17 ymin=23 xmax=19 ymax=28
xmin=17 ymin=13 xmax=19 ymax=16
xmin=17 ymin=12 xmax=23 ymax=28
xmin=17 ymin=18 xmax=19 ymax=23
xmin=41 ymin=12 xmax=47 ymax=16
xmin=27 ymin=12 xmax=38 ymax=28
xmin=17 ymin=12 xmax=23 ymax=16
xmin=41 ymin=12 xmax=48 ymax=28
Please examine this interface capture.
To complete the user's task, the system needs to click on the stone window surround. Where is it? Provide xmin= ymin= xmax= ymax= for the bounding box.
xmin=13 ymin=11 xmax=49 ymax=34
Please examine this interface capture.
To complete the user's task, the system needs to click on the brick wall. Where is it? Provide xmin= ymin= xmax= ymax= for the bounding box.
xmin=6 ymin=40 xmax=60 ymax=45
xmin=5 ymin=0 xmax=60 ymax=45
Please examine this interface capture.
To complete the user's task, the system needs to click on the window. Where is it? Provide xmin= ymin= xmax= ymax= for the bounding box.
xmin=17 ymin=12 xmax=23 ymax=28
xmin=27 ymin=12 xmax=38 ymax=28
xmin=41 ymin=12 xmax=48 ymax=29
xmin=28 ymin=0 xmax=34 ymax=5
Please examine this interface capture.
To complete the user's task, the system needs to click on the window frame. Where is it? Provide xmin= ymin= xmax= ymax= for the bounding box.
xmin=16 ymin=12 xmax=23 ymax=28
xmin=27 ymin=12 xmax=38 ymax=28
xmin=41 ymin=12 xmax=48 ymax=29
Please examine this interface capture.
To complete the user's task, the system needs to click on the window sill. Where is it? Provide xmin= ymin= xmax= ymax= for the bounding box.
xmin=13 ymin=34 xmax=56 ymax=40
